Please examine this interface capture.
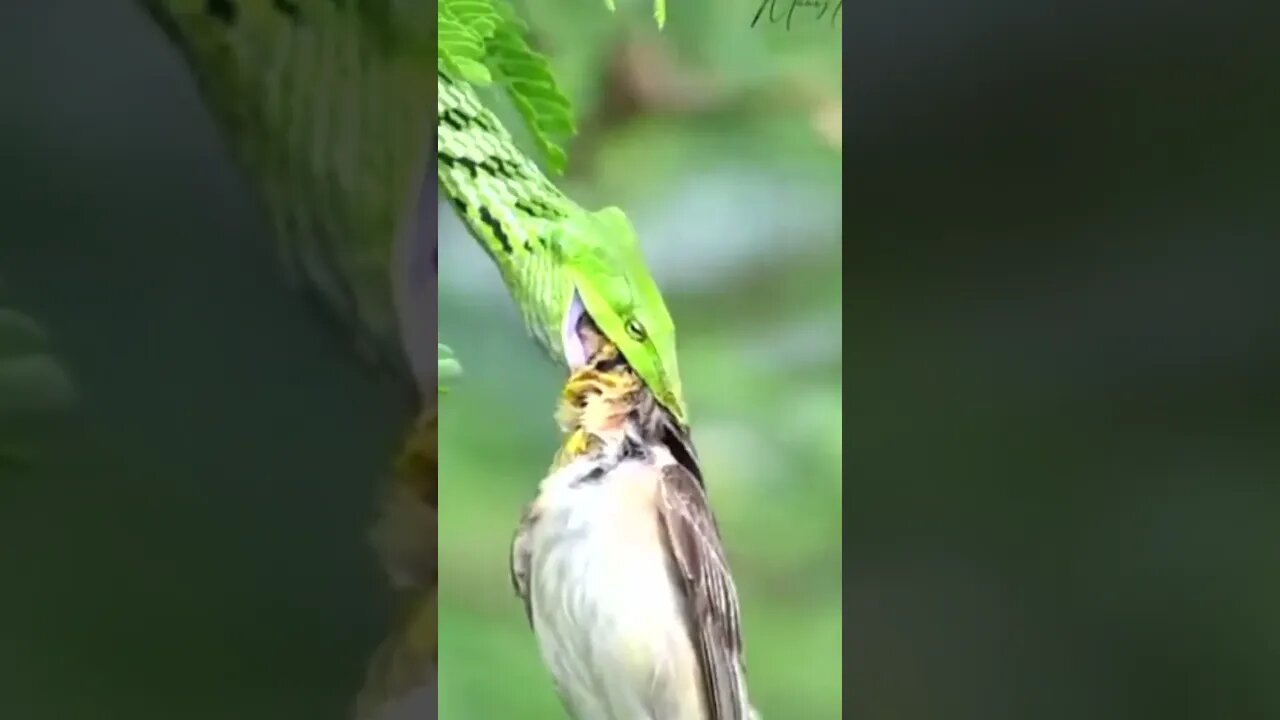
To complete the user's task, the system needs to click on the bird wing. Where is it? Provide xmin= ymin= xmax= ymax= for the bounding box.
xmin=657 ymin=463 xmax=752 ymax=720
xmin=509 ymin=503 xmax=538 ymax=628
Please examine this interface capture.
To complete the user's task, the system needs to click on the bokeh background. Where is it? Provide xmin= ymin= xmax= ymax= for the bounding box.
xmin=848 ymin=3 xmax=1280 ymax=720
xmin=1 ymin=2 xmax=407 ymax=718
xmin=436 ymin=3 xmax=842 ymax=719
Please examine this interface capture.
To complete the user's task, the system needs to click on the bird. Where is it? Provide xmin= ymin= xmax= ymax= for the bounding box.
xmin=510 ymin=318 xmax=758 ymax=720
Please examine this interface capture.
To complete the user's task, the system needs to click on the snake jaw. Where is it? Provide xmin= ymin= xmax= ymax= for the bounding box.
xmin=562 ymin=289 xmax=589 ymax=369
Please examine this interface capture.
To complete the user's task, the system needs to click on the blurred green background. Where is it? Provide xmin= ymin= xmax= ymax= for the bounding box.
xmin=848 ymin=4 xmax=1280 ymax=719
xmin=436 ymin=3 xmax=842 ymax=719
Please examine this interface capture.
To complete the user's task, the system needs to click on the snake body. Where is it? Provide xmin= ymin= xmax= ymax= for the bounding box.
xmin=436 ymin=69 xmax=580 ymax=361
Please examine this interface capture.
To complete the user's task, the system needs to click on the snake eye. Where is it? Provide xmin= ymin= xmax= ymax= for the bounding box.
xmin=625 ymin=319 xmax=647 ymax=342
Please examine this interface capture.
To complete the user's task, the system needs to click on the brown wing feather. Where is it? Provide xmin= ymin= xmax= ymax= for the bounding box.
xmin=658 ymin=463 xmax=752 ymax=720
xmin=510 ymin=504 xmax=538 ymax=628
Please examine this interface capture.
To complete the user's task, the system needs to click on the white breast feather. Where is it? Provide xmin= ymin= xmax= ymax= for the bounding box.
xmin=528 ymin=456 xmax=706 ymax=720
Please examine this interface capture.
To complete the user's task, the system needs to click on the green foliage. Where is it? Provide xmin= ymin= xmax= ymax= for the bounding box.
xmin=599 ymin=0 xmax=666 ymax=28
xmin=438 ymin=0 xmax=577 ymax=175
xmin=438 ymin=0 xmax=501 ymax=85
xmin=436 ymin=0 xmax=672 ymax=176
xmin=0 ymin=304 xmax=75 ymax=478
xmin=438 ymin=343 xmax=463 ymax=395
xmin=486 ymin=6 xmax=576 ymax=174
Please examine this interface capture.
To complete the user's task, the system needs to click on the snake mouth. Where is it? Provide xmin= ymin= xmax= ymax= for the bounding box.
xmin=562 ymin=289 xmax=590 ymax=370
xmin=562 ymin=296 xmax=703 ymax=483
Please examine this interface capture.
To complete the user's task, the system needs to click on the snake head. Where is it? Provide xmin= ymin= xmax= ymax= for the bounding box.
xmin=554 ymin=207 xmax=689 ymax=429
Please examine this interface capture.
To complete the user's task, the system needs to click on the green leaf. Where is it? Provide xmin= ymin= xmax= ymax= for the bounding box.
xmin=0 ymin=307 xmax=75 ymax=419
xmin=438 ymin=0 xmax=497 ymax=86
xmin=454 ymin=55 xmax=495 ymax=86
xmin=437 ymin=0 xmax=578 ymax=172
xmin=597 ymin=0 xmax=665 ymax=28
xmin=0 ymin=303 xmax=75 ymax=480
xmin=485 ymin=8 xmax=577 ymax=175
xmin=438 ymin=343 xmax=463 ymax=395
xmin=449 ymin=0 xmax=502 ymax=39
